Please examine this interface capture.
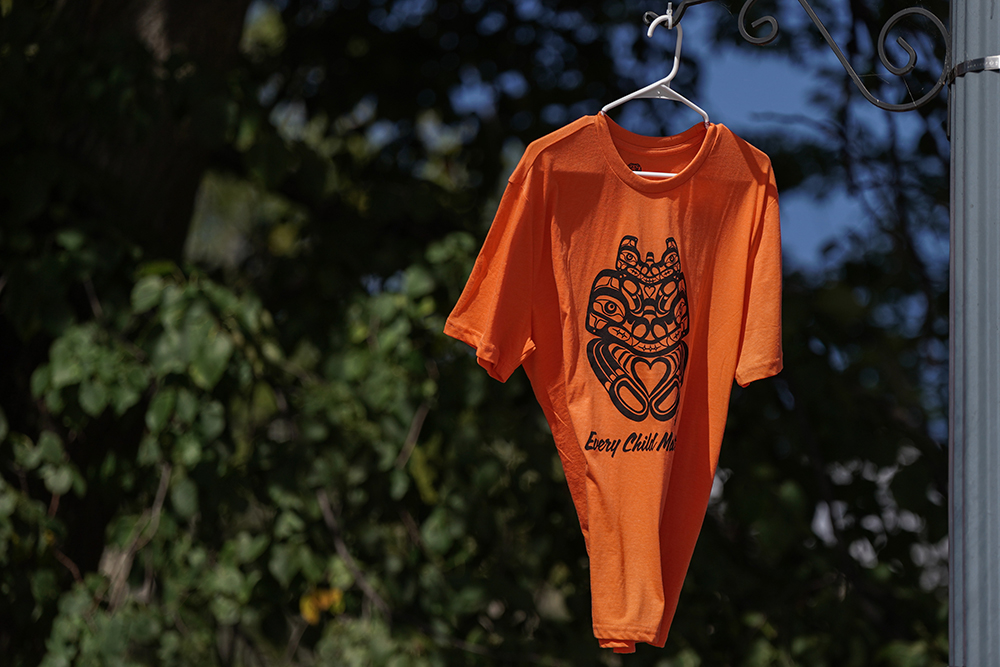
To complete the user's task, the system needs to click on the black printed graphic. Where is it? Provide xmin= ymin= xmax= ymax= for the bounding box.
xmin=628 ymin=162 xmax=642 ymax=171
xmin=586 ymin=236 xmax=690 ymax=422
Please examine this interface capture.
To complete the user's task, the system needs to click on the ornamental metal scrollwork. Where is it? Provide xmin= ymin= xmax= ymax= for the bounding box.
xmin=644 ymin=0 xmax=951 ymax=112
xmin=737 ymin=0 xmax=778 ymax=45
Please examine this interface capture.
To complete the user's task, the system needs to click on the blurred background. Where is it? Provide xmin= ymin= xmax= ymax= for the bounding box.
xmin=0 ymin=0 xmax=950 ymax=664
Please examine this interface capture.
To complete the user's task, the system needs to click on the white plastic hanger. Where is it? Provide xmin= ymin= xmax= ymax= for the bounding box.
xmin=601 ymin=4 xmax=710 ymax=178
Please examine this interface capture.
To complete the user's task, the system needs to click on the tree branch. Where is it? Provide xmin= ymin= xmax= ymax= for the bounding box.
xmin=283 ymin=617 xmax=307 ymax=665
xmin=316 ymin=489 xmax=391 ymax=618
xmin=83 ymin=277 xmax=104 ymax=320
xmin=105 ymin=462 xmax=171 ymax=610
xmin=394 ymin=402 xmax=430 ymax=469
xmin=54 ymin=548 xmax=83 ymax=583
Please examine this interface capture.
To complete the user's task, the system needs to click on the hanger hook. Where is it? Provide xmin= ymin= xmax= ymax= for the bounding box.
xmin=646 ymin=3 xmax=675 ymax=38
xmin=644 ymin=0 xmax=711 ymax=30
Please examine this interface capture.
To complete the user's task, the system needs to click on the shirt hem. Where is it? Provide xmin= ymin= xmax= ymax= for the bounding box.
xmin=443 ymin=319 xmax=535 ymax=383
xmin=593 ymin=624 xmax=662 ymax=645
xmin=735 ymin=356 xmax=783 ymax=388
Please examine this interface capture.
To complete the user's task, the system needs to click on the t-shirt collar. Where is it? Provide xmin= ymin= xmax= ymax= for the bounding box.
xmin=595 ymin=111 xmax=719 ymax=194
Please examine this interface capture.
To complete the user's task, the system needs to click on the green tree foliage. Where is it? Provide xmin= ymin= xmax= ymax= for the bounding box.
xmin=0 ymin=0 xmax=948 ymax=664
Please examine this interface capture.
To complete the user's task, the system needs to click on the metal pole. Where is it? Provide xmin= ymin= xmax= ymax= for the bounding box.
xmin=950 ymin=0 xmax=1000 ymax=664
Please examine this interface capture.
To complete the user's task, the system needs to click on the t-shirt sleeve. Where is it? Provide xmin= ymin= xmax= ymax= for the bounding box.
xmin=444 ymin=173 xmax=540 ymax=383
xmin=735 ymin=166 xmax=783 ymax=388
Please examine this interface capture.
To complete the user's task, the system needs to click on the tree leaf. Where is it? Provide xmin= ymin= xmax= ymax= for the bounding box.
xmin=210 ymin=597 xmax=241 ymax=626
xmin=78 ymin=379 xmax=108 ymax=417
xmin=37 ymin=431 xmax=64 ymax=464
xmin=40 ymin=464 xmax=73 ymax=496
xmin=268 ymin=543 xmax=300 ymax=588
xmin=12 ymin=433 xmax=41 ymax=470
xmin=198 ymin=400 xmax=226 ymax=441
xmin=145 ymin=387 xmax=176 ymax=434
xmin=151 ymin=329 xmax=188 ymax=376
xmin=403 ymin=265 xmax=435 ymax=298
xmin=137 ymin=435 xmax=162 ymax=466
xmin=131 ymin=275 xmax=165 ymax=313
xmin=30 ymin=365 xmax=51 ymax=398
xmin=233 ymin=532 xmax=269 ymax=564
xmin=109 ymin=383 xmax=141 ymax=416
xmin=189 ymin=329 xmax=233 ymax=390
xmin=421 ymin=507 xmax=460 ymax=555
xmin=174 ymin=388 xmax=199 ymax=425
xmin=49 ymin=349 xmax=84 ymax=389
xmin=274 ymin=511 xmax=305 ymax=540
xmin=174 ymin=432 xmax=202 ymax=467
xmin=251 ymin=382 xmax=277 ymax=424
xmin=170 ymin=476 xmax=198 ymax=519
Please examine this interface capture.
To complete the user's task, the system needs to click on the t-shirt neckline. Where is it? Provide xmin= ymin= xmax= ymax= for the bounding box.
xmin=594 ymin=111 xmax=720 ymax=194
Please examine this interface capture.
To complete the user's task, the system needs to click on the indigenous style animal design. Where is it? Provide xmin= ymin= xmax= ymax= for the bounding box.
xmin=586 ymin=236 xmax=690 ymax=422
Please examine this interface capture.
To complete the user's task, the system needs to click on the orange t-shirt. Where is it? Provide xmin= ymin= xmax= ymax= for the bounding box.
xmin=444 ymin=112 xmax=782 ymax=653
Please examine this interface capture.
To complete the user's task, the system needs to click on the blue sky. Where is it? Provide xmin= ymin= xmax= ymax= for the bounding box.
xmin=607 ymin=1 xmax=939 ymax=270
xmin=704 ymin=46 xmax=870 ymax=270
xmin=613 ymin=3 xmax=865 ymax=268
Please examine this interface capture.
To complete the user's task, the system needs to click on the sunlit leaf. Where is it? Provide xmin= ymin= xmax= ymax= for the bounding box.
xmin=299 ymin=588 xmax=342 ymax=625
xmin=78 ymin=379 xmax=108 ymax=417
xmin=40 ymin=464 xmax=73 ymax=496
xmin=190 ymin=329 xmax=233 ymax=390
xmin=170 ymin=476 xmax=199 ymax=519
xmin=130 ymin=275 xmax=165 ymax=313
xmin=174 ymin=433 xmax=202 ymax=467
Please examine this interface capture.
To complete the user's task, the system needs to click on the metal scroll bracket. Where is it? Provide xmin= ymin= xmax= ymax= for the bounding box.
xmin=645 ymin=0 xmax=952 ymax=112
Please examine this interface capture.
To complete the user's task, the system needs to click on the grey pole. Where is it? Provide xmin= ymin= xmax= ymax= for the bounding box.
xmin=950 ymin=1 xmax=1000 ymax=665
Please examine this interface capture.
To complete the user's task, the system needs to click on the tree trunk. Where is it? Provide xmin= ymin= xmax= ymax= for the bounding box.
xmin=69 ymin=0 xmax=253 ymax=260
